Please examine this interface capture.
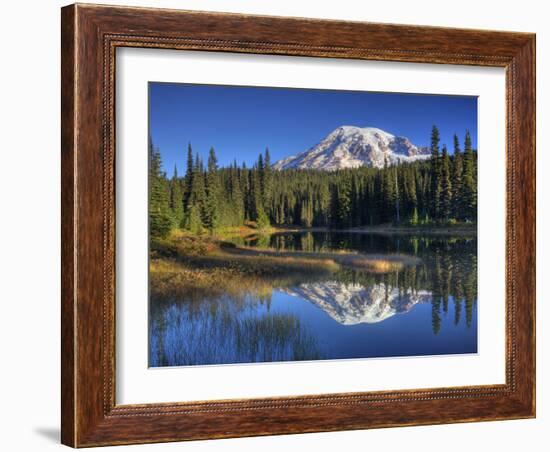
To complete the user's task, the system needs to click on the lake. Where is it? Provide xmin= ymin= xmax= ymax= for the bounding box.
xmin=149 ymin=231 xmax=478 ymax=367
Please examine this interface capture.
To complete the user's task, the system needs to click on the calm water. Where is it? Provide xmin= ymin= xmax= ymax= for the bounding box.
xmin=149 ymin=232 xmax=477 ymax=367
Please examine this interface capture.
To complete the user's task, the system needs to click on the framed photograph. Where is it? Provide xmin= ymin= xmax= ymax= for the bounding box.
xmin=61 ymin=3 xmax=536 ymax=447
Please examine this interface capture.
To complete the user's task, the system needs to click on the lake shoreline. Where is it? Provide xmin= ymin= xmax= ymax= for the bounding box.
xmin=267 ymin=225 xmax=478 ymax=236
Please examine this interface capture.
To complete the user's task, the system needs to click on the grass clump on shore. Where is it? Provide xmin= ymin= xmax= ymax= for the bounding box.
xmin=227 ymin=245 xmax=419 ymax=274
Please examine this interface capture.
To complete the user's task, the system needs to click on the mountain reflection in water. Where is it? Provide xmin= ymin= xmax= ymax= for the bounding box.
xmin=150 ymin=232 xmax=477 ymax=367
xmin=282 ymin=282 xmax=432 ymax=325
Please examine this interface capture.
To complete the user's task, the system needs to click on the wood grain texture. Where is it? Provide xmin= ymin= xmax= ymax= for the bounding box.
xmin=61 ymin=3 xmax=536 ymax=447
xmin=60 ymin=5 xmax=76 ymax=447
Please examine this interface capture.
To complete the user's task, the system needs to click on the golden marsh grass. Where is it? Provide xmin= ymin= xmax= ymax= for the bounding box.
xmin=150 ymin=230 xmax=420 ymax=302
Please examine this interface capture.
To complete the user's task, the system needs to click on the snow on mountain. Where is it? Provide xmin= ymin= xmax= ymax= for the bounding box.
xmin=282 ymin=282 xmax=432 ymax=325
xmin=273 ymin=126 xmax=430 ymax=171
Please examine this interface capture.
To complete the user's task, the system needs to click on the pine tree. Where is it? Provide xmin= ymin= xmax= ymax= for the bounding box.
xmin=183 ymin=153 xmax=206 ymax=232
xmin=183 ymin=143 xmax=194 ymax=208
xmin=315 ymin=179 xmax=331 ymax=226
xmin=440 ymin=144 xmax=452 ymax=222
xmin=374 ymin=170 xmax=385 ymax=225
xmin=249 ymin=157 xmax=268 ymax=227
xmin=169 ymin=165 xmax=184 ymax=228
xmin=430 ymin=125 xmax=442 ymax=221
xmin=262 ymin=148 xmax=274 ymax=220
xmin=350 ymin=173 xmax=362 ymax=227
xmin=335 ymin=174 xmax=352 ymax=228
xmin=462 ymin=130 xmax=477 ymax=222
xmin=394 ymin=165 xmax=401 ymax=224
xmin=254 ymin=153 xmax=270 ymax=229
xmin=197 ymin=155 xmax=207 ymax=223
xmin=300 ymin=192 xmax=314 ymax=228
xmin=382 ymin=159 xmax=396 ymax=223
xmin=204 ymin=147 xmax=221 ymax=232
xmin=257 ymin=153 xmax=264 ymax=175
xmin=415 ymin=169 xmax=427 ymax=222
xmin=237 ymin=161 xmax=249 ymax=222
xmin=411 ymin=206 xmax=419 ymax=226
xmin=451 ymin=134 xmax=463 ymax=220
xmin=405 ymin=167 xmax=418 ymax=224
xmin=257 ymin=153 xmax=265 ymax=199
xmin=184 ymin=204 xmax=203 ymax=235
xmin=149 ymin=140 xmax=172 ymax=238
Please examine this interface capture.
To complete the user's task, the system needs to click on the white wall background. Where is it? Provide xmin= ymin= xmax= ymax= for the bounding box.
xmin=0 ymin=1 xmax=546 ymax=451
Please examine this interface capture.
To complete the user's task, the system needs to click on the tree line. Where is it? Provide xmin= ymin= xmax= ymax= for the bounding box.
xmin=149 ymin=125 xmax=477 ymax=238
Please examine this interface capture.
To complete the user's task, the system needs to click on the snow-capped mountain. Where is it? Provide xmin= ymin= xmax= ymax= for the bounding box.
xmin=282 ymin=282 xmax=432 ymax=325
xmin=273 ymin=126 xmax=430 ymax=171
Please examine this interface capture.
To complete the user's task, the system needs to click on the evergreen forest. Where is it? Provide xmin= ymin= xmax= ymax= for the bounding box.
xmin=149 ymin=125 xmax=477 ymax=238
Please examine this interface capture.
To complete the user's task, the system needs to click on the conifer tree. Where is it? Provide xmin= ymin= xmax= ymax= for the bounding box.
xmin=238 ymin=161 xmax=249 ymax=222
xmin=249 ymin=157 xmax=268 ymax=227
xmin=257 ymin=153 xmax=265 ymax=199
xmin=405 ymin=167 xmax=418 ymax=224
xmin=411 ymin=206 xmax=419 ymax=226
xmin=394 ymin=165 xmax=401 ymax=224
xmin=149 ymin=140 xmax=172 ymax=238
xmin=335 ymin=174 xmax=352 ymax=228
xmin=374 ymin=170 xmax=385 ymax=225
xmin=232 ymin=163 xmax=245 ymax=226
xmin=350 ymin=173 xmax=362 ymax=227
xmin=451 ymin=134 xmax=463 ymax=220
xmin=300 ymin=192 xmax=314 ymax=227
xmin=382 ymin=158 xmax=396 ymax=223
xmin=183 ymin=143 xmax=194 ymax=208
xmin=415 ymin=170 xmax=426 ymax=222
xmin=183 ymin=153 xmax=206 ymax=233
xmin=169 ymin=165 xmax=184 ymax=228
xmin=197 ymin=155 xmax=207 ymax=222
xmin=254 ymin=153 xmax=271 ymax=228
xmin=262 ymin=148 xmax=274 ymax=220
xmin=440 ymin=145 xmax=452 ymax=222
xmin=184 ymin=204 xmax=203 ymax=234
xmin=462 ymin=130 xmax=477 ymax=221
xmin=204 ymin=147 xmax=221 ymax=232
xmin=430 ymin=125 xmax=442 ymax=221
xmin=316 ymin=180 xmax=331 ymax=226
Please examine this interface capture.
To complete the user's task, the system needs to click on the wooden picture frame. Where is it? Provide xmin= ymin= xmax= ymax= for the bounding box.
xmin=61 ymin=3 xmax=535 ymax=447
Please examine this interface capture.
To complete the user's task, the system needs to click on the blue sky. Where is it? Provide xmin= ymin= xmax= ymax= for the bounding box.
xmin=149 ymin=82 xmax=478 ymax=175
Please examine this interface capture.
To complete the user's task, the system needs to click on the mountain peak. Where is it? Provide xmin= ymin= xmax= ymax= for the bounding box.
xmin=273 ymin=125 xmax=430 ymax=171
xmin=334 ymin=125 xmax=393 ymax=137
